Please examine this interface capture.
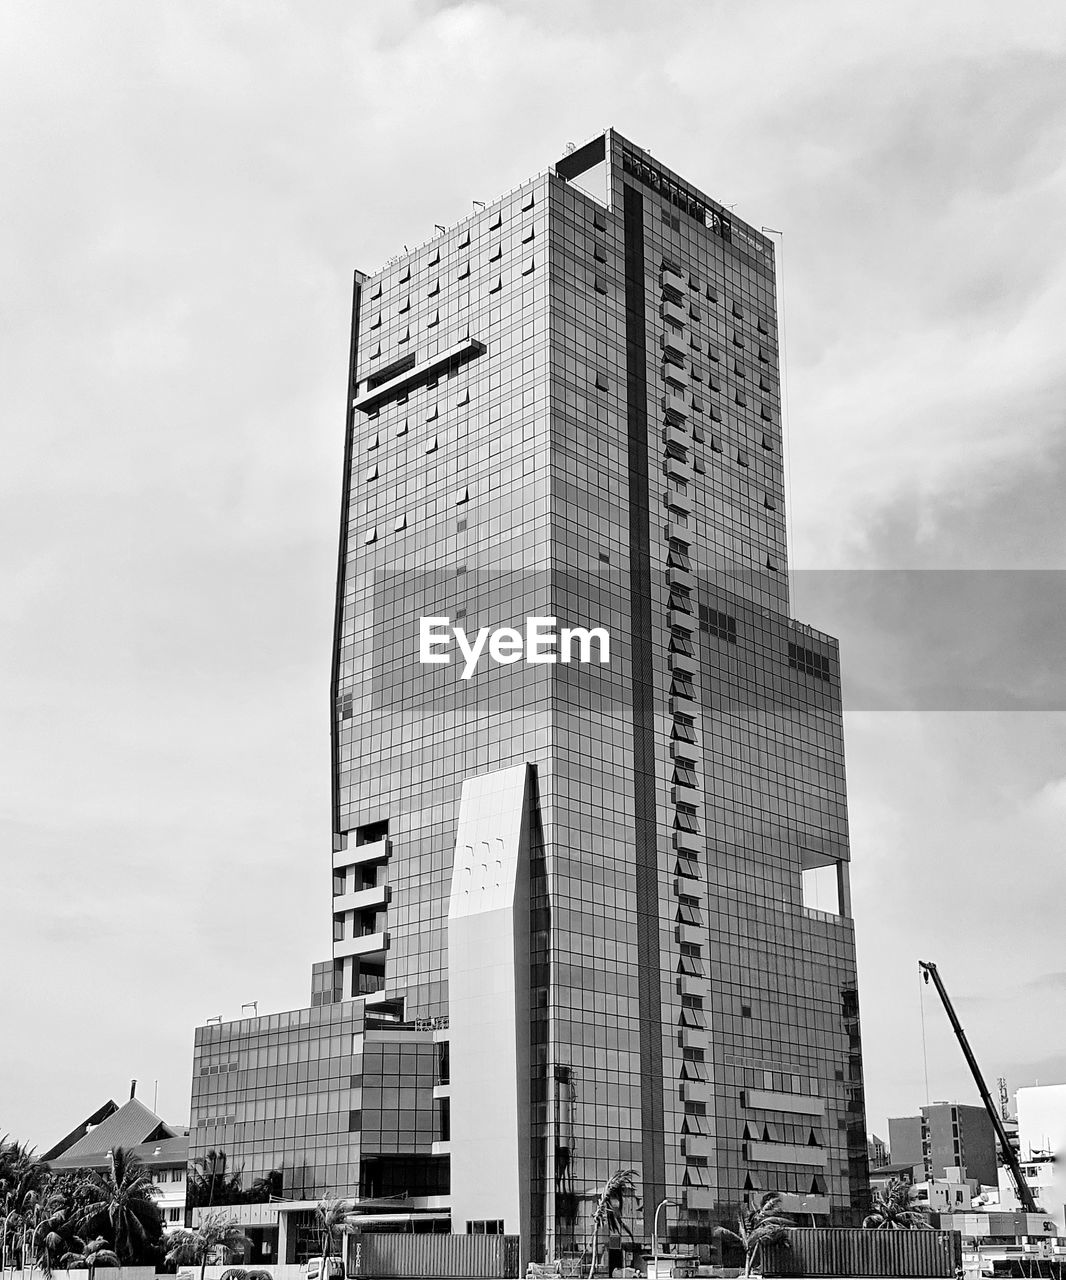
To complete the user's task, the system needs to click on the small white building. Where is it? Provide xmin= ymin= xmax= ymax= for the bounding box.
xmin=994 ymin=1085 xmax=1066 ymax=1233
xmin=912 ymin=1167 xmax=978 ymax=1214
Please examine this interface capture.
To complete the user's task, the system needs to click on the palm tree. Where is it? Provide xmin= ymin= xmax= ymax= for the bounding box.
xmin=730 ymin=1192 xmax=792 ymax=1277
xmin=314 ymin=1198 xmax=355 ymax=1271
xmin=587 ymin=1170 xmax=640 ymax=1279
xmin=30 ymin=1189 xmax=75 ymax=1278
xmin=73 ymin=1146 xmax=163 ymax=1264
xmin=164 ymin=1211 xmax=251 ymax=1280
xmin=2 ymin=1150 xmax=46 ymax=1272
xmin=863 ymin=1178 xmax=933 ymax=1230
xmin=60 ymin=1235 xmax=120 ymax=1280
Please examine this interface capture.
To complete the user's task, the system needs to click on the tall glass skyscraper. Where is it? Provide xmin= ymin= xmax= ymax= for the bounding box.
xmin=189 ymin=130 xmax=869 ymax=1267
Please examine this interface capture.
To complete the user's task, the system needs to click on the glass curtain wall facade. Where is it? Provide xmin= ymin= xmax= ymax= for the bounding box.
xmin=188 ymin=129 xmax=868 ymax=1264
xmin=331 ymin=130 xmax=870 ymax=1257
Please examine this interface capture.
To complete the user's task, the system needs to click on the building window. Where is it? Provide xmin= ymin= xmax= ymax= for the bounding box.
xmin=788 ymin=643 xmax=831 ymax=680
xmin=699 ymin=607 xmax=736 ymax=642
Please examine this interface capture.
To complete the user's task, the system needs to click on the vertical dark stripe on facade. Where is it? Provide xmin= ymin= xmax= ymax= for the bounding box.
xmin=623 ymin=184 xmax=665 ymax=1225
xmin=330 ymin=273 xmax=362 ymax=839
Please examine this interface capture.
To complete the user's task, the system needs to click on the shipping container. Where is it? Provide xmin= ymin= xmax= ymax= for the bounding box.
xmin=762 ymin=1227 xmax=963 ymax=1277
xmin=348 ymin=1231 xmax=520 ymax=1278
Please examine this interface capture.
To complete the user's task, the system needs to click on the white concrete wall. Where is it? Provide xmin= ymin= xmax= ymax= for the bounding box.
xmin=1017 ymin=1085 xmax=1066 ymax=1231
xmin=447 ymin=763 xmax=533 ymax=1259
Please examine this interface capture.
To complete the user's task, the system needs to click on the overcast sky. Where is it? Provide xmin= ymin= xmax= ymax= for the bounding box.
xmin=2 ymin=0 xmax=1065 ymax=1153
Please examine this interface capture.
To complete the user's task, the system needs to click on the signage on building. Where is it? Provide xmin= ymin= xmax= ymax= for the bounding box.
xmin=619 ymin=143 xmax=771 ymax=264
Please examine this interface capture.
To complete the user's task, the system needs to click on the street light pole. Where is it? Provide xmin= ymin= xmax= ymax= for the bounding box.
xmin=651 ymin=1199 xmax=680 ymax=1279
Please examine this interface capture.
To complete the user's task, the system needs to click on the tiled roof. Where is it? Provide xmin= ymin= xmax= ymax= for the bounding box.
xmin=40 ymin=1100 xmax=119 ymax=1162
xmin=51 ymin=1097 xmax=178 ymax=1163
xmin=50 ymin=1132 xmax=188 ymax=1172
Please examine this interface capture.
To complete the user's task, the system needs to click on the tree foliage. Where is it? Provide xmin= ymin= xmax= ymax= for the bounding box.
xmin=863 ymin=1178 xmax=934 ymax=1230
xmin=587 ymin=1169 xmax=640 ymax=1278
xmin=60 ymin=1236 xmax=120 ymax=1280
xmin=715 ymin=1192 xmax=793 ymax=1277
xmin=164 ymin=1211 xmax=251 ymax=1280
xmin=1 ymin=1133 xmax=166 ymax=1270
xmin=314 ymin=1197 xmax=357 ymax=1264
xmin=73 ymin=1147 xmax=165 ymax=1264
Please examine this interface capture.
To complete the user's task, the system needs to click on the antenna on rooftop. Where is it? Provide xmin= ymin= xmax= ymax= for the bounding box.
xmin=435 ymin=224 xmax=446 ymax=234
xmin=472 ymin=200 xmax=485 ymax=212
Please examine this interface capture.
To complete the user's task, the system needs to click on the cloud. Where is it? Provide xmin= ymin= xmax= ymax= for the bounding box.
xmin=3 ymin=0 xmax=1066 ymax=1151
xmin=1027 ymin=973 xmax=1066 ymax=993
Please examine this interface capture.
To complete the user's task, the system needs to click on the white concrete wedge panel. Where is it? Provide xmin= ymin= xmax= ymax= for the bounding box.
xmin=447 ymin=762 xmax=533 ymax=1257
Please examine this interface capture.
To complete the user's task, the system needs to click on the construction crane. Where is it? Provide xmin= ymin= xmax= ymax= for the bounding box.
xmin=918 ymin=960 xmax=1039 ymax=1214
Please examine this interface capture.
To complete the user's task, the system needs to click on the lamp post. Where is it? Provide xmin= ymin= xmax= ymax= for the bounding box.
xmin=651 ymin=1199 xmax=680 ymax=1280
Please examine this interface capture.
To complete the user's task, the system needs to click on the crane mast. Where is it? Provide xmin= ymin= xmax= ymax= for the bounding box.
xmin=918 ymin=960 xmax=1039 ymax=1214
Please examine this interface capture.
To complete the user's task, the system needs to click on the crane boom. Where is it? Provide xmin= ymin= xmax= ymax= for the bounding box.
xmin=918 ymin=960 xmax=1039 ymax=1214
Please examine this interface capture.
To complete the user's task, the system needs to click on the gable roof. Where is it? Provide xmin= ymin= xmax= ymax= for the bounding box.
xmin=49 ymin=1096 xmax=178 ymax=1164
xmin=49 ymin=1132 xmax=188 ymax=1172
xmin=39 ymin=1100 xmax=120 ymax=1162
